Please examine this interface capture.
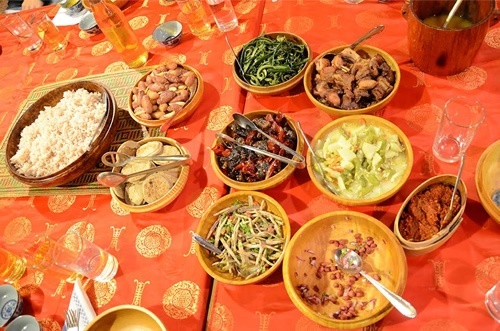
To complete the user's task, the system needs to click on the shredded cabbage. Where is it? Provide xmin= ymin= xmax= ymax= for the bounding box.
xmin=314 ymin=122 xmax=408 ymax=199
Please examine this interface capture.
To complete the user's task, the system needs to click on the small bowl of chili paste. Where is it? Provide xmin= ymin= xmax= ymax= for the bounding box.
xmin=393 ymin=174 xmax=467 ymax=256
xmin=210 ymin=110 xmax=304 ymax=191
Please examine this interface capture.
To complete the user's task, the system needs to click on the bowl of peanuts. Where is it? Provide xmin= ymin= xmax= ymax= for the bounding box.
xmin=128 ymin=62 xmax=203 ymax=128
xmin=282 ymin=211 xmax=407 ymax=329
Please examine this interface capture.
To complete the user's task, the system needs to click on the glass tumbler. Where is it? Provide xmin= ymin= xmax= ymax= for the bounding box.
xmin=432 ymin=96 xmax=485 ymax=163
xmin=485 ymin=281 xmax=500 ymax=322
xmin=52 ymin=231 xmax=118 ymax=282
xmin=176 ymin=0 xmax=211 ymax=36
xmin=2 ymin=14 xmax=43 ymax=53
xmin=0 ymin=247 xmax=26 ymax=283
xmin=28 ymin=12 xmax=68 ymax=52
xmin=205 ymin=0 xmax=238 ymax=32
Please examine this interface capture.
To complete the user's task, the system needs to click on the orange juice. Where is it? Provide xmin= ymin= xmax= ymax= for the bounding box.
xmin=177 ymin=0 xmax=211 ymax=35
xmin=37 ymin=20 xmax=67 ymax=51
xmin=0 ymin=248 xmax=26 ymax=283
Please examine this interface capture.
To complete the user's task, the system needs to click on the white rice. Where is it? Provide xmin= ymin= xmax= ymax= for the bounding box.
xmin=11 ymin=88 xmax=107 ymax=178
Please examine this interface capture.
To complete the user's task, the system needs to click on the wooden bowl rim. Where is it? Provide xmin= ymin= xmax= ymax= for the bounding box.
xmin=6 ymin=81 xmax=117 ymax=187
xmin=232 ymin=32 xmax=312 ymax=95
xmin=195 ymin=190 xmax=291 ymax=285
xmin=393 ymin=174 xmax=468 ymax=251
xmin=83 ymin=304 xmax=166 ymax=331
xmin=475 ymin=140 xmax=500 ymax=224
xmin=210 ymin=110 xmax=305 ymax=191
xmin=127 ymin=63 xmax=204 ymax=128
xmin=303 ymin=44 xmax=401 ymax=117
xmin=282 ymin=210 xmax=407 ymax=329
xmin=109 ymin=136 xmax=190 ymax=213
xmin=305 ymin=115 xmax=413 ymax=205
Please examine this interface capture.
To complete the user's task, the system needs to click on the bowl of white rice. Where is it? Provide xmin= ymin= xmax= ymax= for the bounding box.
xmin=6 ymin=81 xmax=118 ymax=187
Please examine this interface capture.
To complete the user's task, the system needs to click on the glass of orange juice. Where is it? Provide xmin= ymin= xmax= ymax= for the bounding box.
xmin=28 ymin=12 xmax=68 ymax=52
xmin=0 ymin=247 xmax=26 ymax=283
xmin=176 ymin=0 xmax=211 ymax=36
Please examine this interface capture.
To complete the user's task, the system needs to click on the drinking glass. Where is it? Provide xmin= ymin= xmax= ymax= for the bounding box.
xmin=0 ymin=247 xmax=26 ymax=283
xmin=485 ymin=281 xmax=500 ymax=322
xmin=176 ymin=0 xmax=211 ymax=36
xmin=432 ymin=96 xmax=485 ymax=163
xmin=2 ymin=14 xmax=43 ymax=53
xmin=205 ymin=0 xmax=238 ymax=32
xmin=52 ymin=232 xmax=118 ymax=282
xmin=28 ymin=12 xmax=68 ymax=52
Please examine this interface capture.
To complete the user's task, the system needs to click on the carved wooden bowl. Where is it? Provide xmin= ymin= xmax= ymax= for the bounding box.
xmin=5 ymin=81 xmax=118 ymax=187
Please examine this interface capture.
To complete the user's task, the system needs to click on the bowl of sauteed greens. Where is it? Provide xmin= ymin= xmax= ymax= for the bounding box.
xmin=210 ymin=110 xmax=305 ymax=191
xmin=306 ymin=115 xmax=413 ymax=206
xmin=195 ymin=191 xmax=291 ymax=285
xmin=233 ymin=32 xmax=312 ymax=96
xmin=304 ymin=45 xmax=400 ymax=117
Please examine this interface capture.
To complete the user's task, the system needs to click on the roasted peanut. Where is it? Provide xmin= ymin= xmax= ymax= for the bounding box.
xmin=153 ymin=75 xmax=167 ymax=85
xmin=158 ymin=103 xmax=168 ymax=112
xmin=151 ymin=111 xmax=164 ymax=119
xmin=170 ymin=89 xmax=189 ymax=102
xmin=141 ymin=96 xmax=153 ymax=113
xmin=157 ymin=90 xmax=176 ymax=104
xmin=147 ymin=90 xmax=159 ymax=100
xmin=138 ymin=113 xmax=152 ymax=120
xmin=146 ymin=75 xmax=153 ymax=84
xmin=166 ymin=62 xmax=178 ymax=70
xmin=148 ymin=83 xmax=164 ymax=92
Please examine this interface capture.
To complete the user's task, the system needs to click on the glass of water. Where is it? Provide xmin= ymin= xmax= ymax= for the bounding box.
xmin=432 ymin=96 xmax=485 ymax=163
xmin=205 ymin=0 xmax=238 ymax=32
xmin=2 ymin=14 xmax=43 ymax=53
xmin=485 ymin=281 xmax=500 ymax=322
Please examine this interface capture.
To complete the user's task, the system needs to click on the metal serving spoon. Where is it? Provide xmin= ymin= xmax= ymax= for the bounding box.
xmin=440 ymin=153 xmax=465 ymax=230
xmin=232 ymin=113 xmax=305 ymax=164
xmin=101 ymin=151 xmax=189 ymax=168
xmin=97 ymin=158 xmax=190 ymax=187
xmin=192 ymin=233 xmax=223 ymax=255
xmin=216 ymin=133 xmax=303 ymax=167
xmin=442 ymin=0 xmax=464 ymax=29
xmin=334 ymin=248 xmax=417 ymax=318
xmin=296 ymin=121 xmax=338 ymax=195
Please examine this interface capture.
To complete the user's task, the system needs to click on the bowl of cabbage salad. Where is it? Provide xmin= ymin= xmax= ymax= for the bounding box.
xmin=306 ymin=115 xmax=413 ymax=206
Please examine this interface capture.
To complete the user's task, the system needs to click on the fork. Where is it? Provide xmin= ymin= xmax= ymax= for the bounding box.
xmin=65 ymin=309 xmax=80 ymax=331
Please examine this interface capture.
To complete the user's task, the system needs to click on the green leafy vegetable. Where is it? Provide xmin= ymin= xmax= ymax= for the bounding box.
xmin=238 ymin=34 xmax=309 ymax=87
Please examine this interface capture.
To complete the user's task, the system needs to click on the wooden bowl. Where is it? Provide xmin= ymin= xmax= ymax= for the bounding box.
xmin=5 ymin=81 xmax=118 ymax=187
xmin=304 ymin=45 xmax=400 ymax=117
xmin=282 ymin=211 xmax=407 ymax=329
xmin=393 ymin=175 xmax=467 ymax=256
xmin=195 ymin=191 xmax=291 ymax=285
xmin=127 ymin=63 xmax=203 ymax=128
xmin=306 ymin=115 xmax=413 ymax=206
xmin=109 ymin=136 xmax=189 ymax=213
xmin=83 ymin=305 xmax=166 ymax=331
xmin=476 ymin=140 xmax=500 ymax=224
xmin=210 ymin=110 xmax=304 ymax=191
xmin=232 ymin=32 xmax=312 ymax=96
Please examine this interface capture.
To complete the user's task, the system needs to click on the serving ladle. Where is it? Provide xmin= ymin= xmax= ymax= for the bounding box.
xmin=333 ymin=248 xmax=417 ymax=318
xmin=232 ymin=113 xmax=305 ymax=165
xmin=101 ymin=151 xmax=189 ymax=168
xmin=97 ymin=158 xmax=190 ymax=187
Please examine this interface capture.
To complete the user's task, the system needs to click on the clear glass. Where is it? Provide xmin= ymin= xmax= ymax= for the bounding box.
xmin=176 ymin=0 xmax=211 ymax=36
xmin=53 ymin=232 xmax=118 ymax=282
xmin=205 ymin=0 xmax=238 ymax=32
xmin=432 ymin=96 xmax=485 ymax=163
xmin=2 ymin=14 xmax=43 ymax=53
xmin=485 ymin=281 xmax=500 ymax=322
xmin=28 ymin=12 xmax=68 ymax=52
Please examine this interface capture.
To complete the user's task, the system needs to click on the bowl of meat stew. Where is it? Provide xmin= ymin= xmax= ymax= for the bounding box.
xmin=210 ymin=110 xmax=304 ymax=191
xmin=304 ymin=45 xmax=400 ymax=117
xmin=393 ymin=175 xmax=467 ymax=256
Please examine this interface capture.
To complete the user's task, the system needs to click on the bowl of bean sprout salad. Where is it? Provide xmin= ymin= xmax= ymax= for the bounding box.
xmin=195 ymin=191 xmax=291 ymax=285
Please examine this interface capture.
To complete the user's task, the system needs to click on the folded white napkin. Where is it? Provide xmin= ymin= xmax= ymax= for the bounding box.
xmin=62 ymin=278 xmax=96 ymax=331
xmin=52 ymin=6 xmax=89 ymax=27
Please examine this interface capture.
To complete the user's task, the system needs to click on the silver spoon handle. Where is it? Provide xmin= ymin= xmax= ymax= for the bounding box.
xmin=216 ymin=133 xmax=302 ymax=167
xmin=192 ymin=233 xmax=223 ymax=255
xmin=361 ymin=271 xmax=417 ymax=318
xmin=255 ymin=127 xmax=305 ymax=163
xmin=449 ymin=153 xmax=465 ymax=212
xmin=297 ymin=122 xmax=338 ymax=195
xmin=350 ymin=24 xmax=385 ymax=49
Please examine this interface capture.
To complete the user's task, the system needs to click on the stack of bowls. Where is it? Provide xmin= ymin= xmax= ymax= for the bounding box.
xmin=5 ymin=81 xmax=118 ymax=187
xmin=0 ymin=284 xmax=24 ymax=328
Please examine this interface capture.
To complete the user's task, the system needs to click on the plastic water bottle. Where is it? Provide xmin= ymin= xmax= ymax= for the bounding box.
xmin=205 ymin=0 xmax=238 ymax=32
